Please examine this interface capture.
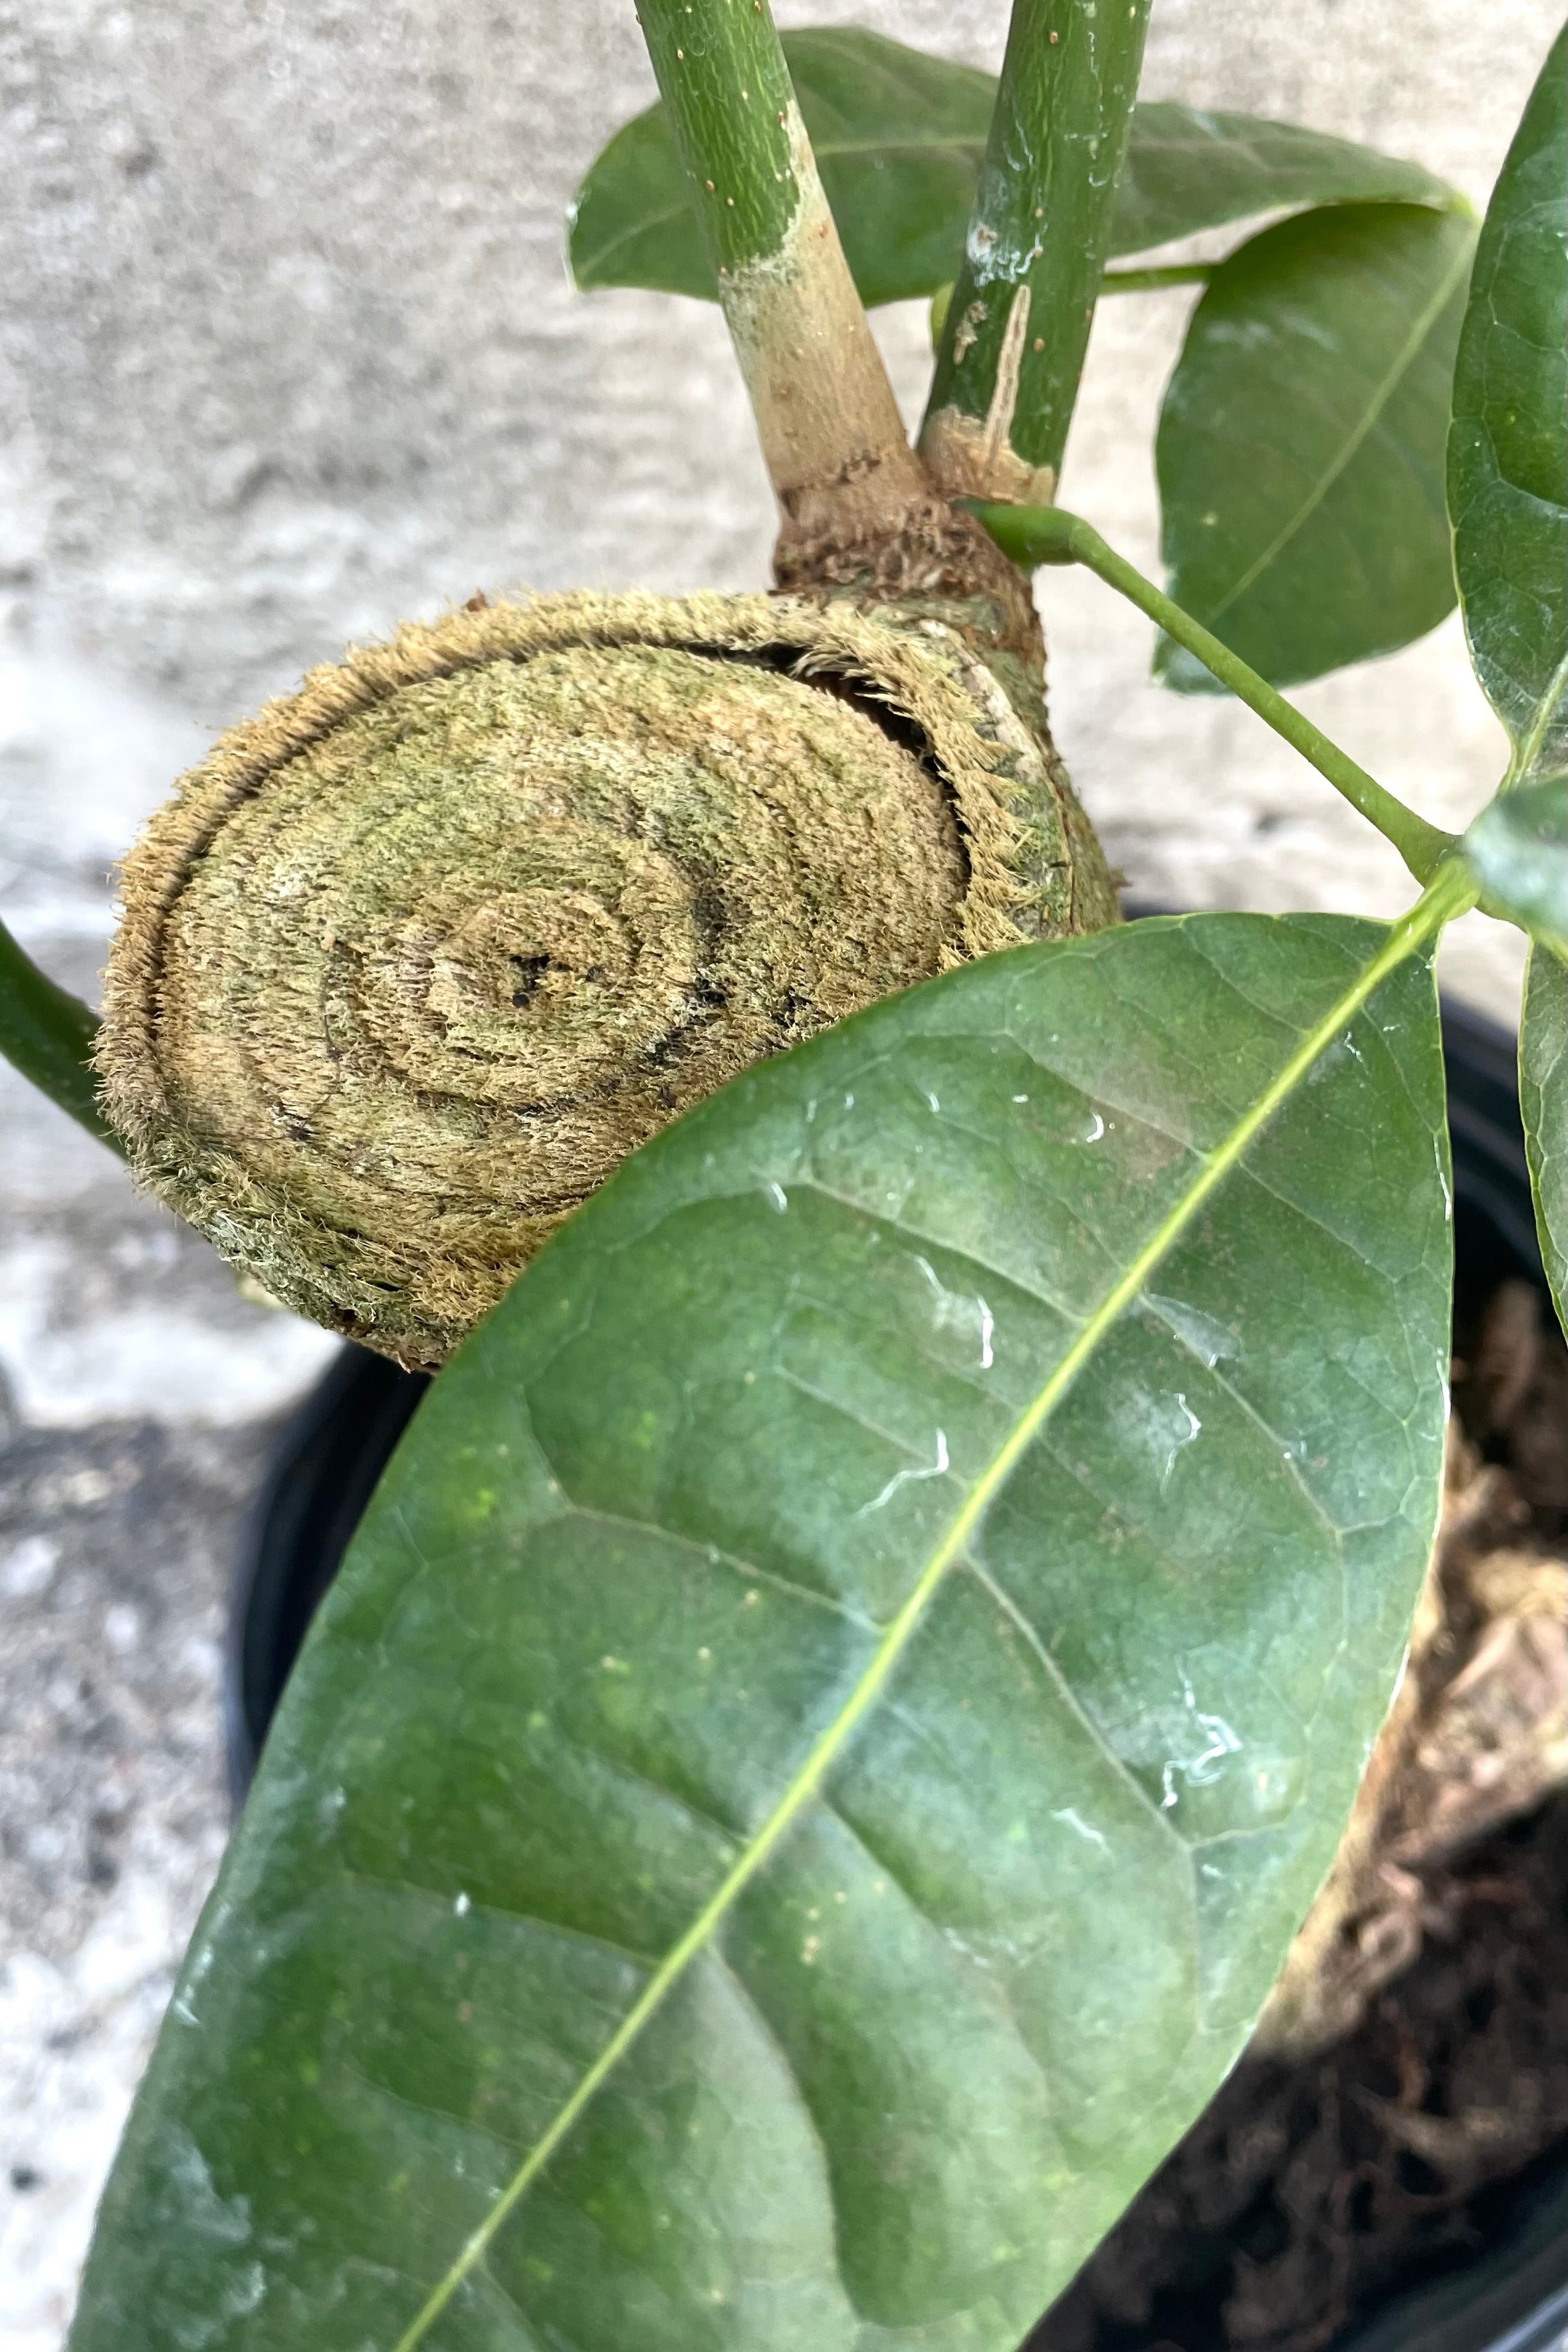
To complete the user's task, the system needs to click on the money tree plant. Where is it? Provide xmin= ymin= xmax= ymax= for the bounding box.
xmin=0 ymin=5 xmax=1561 ymax=2347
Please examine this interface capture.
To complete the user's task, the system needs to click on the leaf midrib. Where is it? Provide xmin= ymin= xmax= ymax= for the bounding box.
xmin=388 ymin=891 xmax=1455 ymax=2352
xmin=1506 ymin=645 xmax=1568 ymax=785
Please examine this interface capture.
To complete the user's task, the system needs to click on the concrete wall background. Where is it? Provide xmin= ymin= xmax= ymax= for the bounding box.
xmin=0 ymin=3 xmax=1561 ymax=2343
xmin=2 ymin=0 xmax=1560 ymax=1007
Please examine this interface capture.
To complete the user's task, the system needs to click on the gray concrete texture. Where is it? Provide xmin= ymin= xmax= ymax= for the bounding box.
xmin=0 ymin=2 xmax=1560 ymax=2343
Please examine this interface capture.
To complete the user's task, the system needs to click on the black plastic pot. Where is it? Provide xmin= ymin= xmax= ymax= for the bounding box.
xmin=225 ymin=1340 xmax=429 ymax=1800
xmin=1331 ymin=2141 xmax=1566 ymax=2352
xmin=223 ymin=995 xmax=1565 ymax=2352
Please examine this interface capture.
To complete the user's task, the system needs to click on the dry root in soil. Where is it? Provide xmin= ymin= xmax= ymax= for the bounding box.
xmin=1257 ymin=1278 xmax=1568 ymax=2061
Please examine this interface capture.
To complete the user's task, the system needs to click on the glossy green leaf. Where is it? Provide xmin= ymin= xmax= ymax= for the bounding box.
xmin=1521 ymin=943 xmax=1567 ymax=1335
xmin=1156 ymin=204 xmax=1476 ymax=693
xmin=71 ymin=913 xmax=1452 ymax=2352
xmin=568 ymin=107 xmax=711 ymax=299
xmin=1115 ymin=103 xmax=1458 ymax=257
xmin=1448 ymin=28 xmax=1567 ymax=786
xmin=1460 ymin=773 xmax=1568 ymax=948
xmin=1450 ymin=32 xmax=1568 ymax=1337
xmin=568 ymin=31 xmax=1458 ymax=308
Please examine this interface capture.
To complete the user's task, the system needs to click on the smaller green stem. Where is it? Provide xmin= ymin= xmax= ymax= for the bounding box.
xmin=0 ymin=915 xmax=122 ymax=1152
xmin=1100 ymin=263 xmax=1214 ymax=295
xmin=974 ymin=503 xmax=1458 ymax=887
xmin=931 ymin=263 xmax=1210 ymax=344
xmin=920 ymin=0 xmax=1153 ymax=503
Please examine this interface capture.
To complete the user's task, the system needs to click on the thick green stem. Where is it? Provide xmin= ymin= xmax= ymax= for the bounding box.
xmin=635 ymin=0 xmax=924 ymax=550
xmin=974 ymin=503 xmax=1458 ymax=886
xmin=0 ymin=916 xmax=122 ymax=1151
xmin=931 ymin=262 xmax=1210 ymax=346
xmin=919 ymin=0 xmax=1153 ymax=505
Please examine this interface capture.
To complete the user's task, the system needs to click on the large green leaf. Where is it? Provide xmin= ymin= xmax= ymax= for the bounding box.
xmin=568 ymin=30 xmax=1457 ymax=308
xmin=1115 ymin=103 xmax=1457 ymax=258
xmin=1156 ymin=204 xmax=1476 ymax=693
xmin=1448 ymin=27 xmax=1568 ymax=785
xmin=71 ymin=913 xmax=1452 ymax=2352
xmin=1460 ymin=772 xmax=1568 ymax=949
xmin=1521 ymin=943 xmax=1567 ymax=1335
xmin=1448 ymin=30 xmax=1567 ymax=1335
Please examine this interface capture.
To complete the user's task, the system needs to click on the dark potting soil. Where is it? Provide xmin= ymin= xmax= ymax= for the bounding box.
xmin=1026 ymin=1794 xmax=1567 ymax=2352
xmin=1026 ymin=1282 xmax=1568 ymax=2352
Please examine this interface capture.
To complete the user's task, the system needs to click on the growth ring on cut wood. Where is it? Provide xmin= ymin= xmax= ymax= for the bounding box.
xmin=98 ymin=589 xmax=1113 ymax=1367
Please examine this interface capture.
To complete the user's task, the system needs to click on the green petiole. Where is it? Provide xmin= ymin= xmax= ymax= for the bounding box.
xmin=0 ymin=915 xmax=122 ymax=1153
xmin=972 ymin=502 xmax=1458 ymax=887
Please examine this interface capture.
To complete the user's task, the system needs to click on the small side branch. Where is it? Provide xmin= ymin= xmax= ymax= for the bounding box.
xmin=974 ymin=504 xmax=1458 ymax=886
xmin=921 ymin=0 xmax=1153 ymax=505
xmin=1 ymin=917 xmax=123 ymax=1152
xmin=635 ymin=0 xmax=925 ymax=554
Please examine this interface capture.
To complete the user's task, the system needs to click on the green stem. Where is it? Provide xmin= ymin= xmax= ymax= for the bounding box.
xmin=1101 ymin=263 xmax=1214 ymax=294
xmin=634 ymin=0 xmax=923 ymax=548
xmin=0 ymin=915 xmax=122 ymax=1152
xmin=919 ymin=0 xmax=1153 ymax=505
xmin=635 ymin=0 xmax=798 ymax=279
xmin=931 ymin=262 xmax=1210 ymax=346
xmin=974 ymin=503 xmax=1458 ymax=886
